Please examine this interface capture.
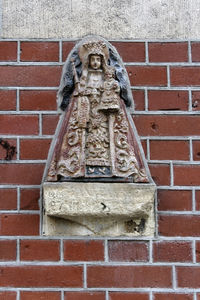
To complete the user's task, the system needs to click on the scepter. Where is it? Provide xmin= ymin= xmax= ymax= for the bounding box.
xmin=71 ymin=58 xmax=80 ymax=92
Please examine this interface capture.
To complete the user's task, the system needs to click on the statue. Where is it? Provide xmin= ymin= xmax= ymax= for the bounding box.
xmin=46 ymin=36 xmax=149 ymax=183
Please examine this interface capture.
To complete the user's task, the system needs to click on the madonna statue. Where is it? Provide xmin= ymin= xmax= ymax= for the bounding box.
xmin=46 ymin=36 xmax=149 ymax=183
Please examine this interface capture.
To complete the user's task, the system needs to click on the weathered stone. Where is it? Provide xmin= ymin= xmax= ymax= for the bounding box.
xmin=1 ymin=0 xmax=200 ymax=39
xmin=43 ymin=182 xmax=155 ymax=236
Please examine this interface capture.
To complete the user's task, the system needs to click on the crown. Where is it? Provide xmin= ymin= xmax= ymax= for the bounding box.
xmin=79 ymin=38 xmax=109 ymax=63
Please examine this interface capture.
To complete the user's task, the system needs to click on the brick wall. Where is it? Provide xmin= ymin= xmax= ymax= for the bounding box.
xmin=0 ymin=40 xmax=200 ymax=299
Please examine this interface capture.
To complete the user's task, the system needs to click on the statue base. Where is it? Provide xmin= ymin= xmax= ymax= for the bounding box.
xmin=43 ymin=182 xmax=156 ymax=237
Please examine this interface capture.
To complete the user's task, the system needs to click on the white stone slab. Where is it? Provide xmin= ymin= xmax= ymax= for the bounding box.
xmin=43 ymin=182 xmax=156 ymax=236
xmin=2 ymin=0 xmax=200 ymax=39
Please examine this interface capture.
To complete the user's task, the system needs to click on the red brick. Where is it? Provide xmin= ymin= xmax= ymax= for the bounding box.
xmin=0 ymin=214 xmax=39 ymax=236
xmin=0 ymin=291 xmax=16 ymax=300
xmin=21 ymin=291 xmax=60 ymax=300
xmin=87 ymin=266 xmax=172 ymax=288
xmin=174 ymin=165 xmax=200 ymax=186
xmin=191 ymin=42 xmax=200 ymax=62
xmin=153 ymin=241 xmax=192 ymax=262
xmin=42 ymin=114 xmax=59 ymax=135
xmin=196 ymin=241 xmax=200 ymax=262
xmin=133 ymin=115 xmax=200 ymax=136
xmin=192 ymin=91 xmax=200 ymax=111
xmin=21 ymin=42 xmax=59 ymax=62
xmin=0 ymin=90 xmax=16 ymax=110
xmin=109 ymin=293 xmax=149 ymax=300
xmin=149 ymin=164 xmax=170 ymax=186
xmin=0 ymin=240 xmax=16 ymax=261
xmin=0 ymin=265 xmax=82 ymax=287
xmin=0 ymin=41 xmax=17 ymax=61
xmin=196 ymin=190 xmax=200 ymax=210
xmin=177 ymin=266 xmax=200 ymax=288
xmin=65 ymin=292 xmax=105 ymax=300
xmin=112 ymin=42 xmax=145 ymax=62
xmin=154 ymin=293 xmax=193 ymax=300
xmin=0 ymin=66 xmax=61 ymax=87
xmin=0 ymin=189 xmax=17 ymax=210
xmin=158 ymin=190 xmax=192 ymax=211
xmin=20 ymin=188 xmax=40 ymax=210
xmin=132 ymin=89 xmax=145 ymax=110
xmin=171 ymin=67 xmax=200 ymax=86
xmin=62 ymin=41 xmax=76 ymax=61
xmin=20 ymin=90 xmax=57 ymax=111
xmin=0 ymin=138 xmax=17 ymax=160
xmin=150 ymin=140 xmax=189 ymax=160
xmin=0 ymin=164 xmax=44 ymax=185
xmin=108 ymin=241 xmax=148 ymax=262
xmin=193 ymin=140 xmax=200 ymax=161
xmin=20 ymin=139 xmax=51 ymax=160
xmin=148 ymin=90 xmax=188 ymax=111
xmin=64 ymin=240 xmax=104 ymax=261
xmin=159 ymin=215 xmax=200 ymax=236
xmin=126 ymin=66 xmax=167 ymax=86
xmin=149 ymin=42 xmax=188 ymax=62
xmin=0 ymin=115 xmax=38 ymax=135
xmin=20 ymin=240 xmax=60 ymax=261
xmin=196 ymin=295 xmax=200 ymax=300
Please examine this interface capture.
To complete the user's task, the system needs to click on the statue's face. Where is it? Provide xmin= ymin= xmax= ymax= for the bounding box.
xmin=89 ymin=54 xmax=101 ymax=70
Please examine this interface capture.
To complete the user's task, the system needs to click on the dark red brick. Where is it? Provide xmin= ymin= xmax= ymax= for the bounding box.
xmin=171 ymin=67 xmax=200 ymax=86
xmin=193 ymin=140 xmax=200 ymax=161
xmin=64 ymin=240 xmax=104 ymax=261
xmin=126 ymin=66 xmax=167 ymax=86
xmin=177 ymin=266 xmax=200 ymax=288
xmin=0 ymin=138 xmax=17 ymax=160
xmin=21 ymin=291 xmax=60 ymax=300
xmin=149 ymin=164 xmax=170 ymax=186
xmin=141 ymin=140 xmax=147 ymax=158
xmin=42 ymin=114 xmax=59 ymax=135
xmin=20 ymin=240 xmax=60 ymax=261
xmin=159 ymin=215 xmax=200 ymax=237
xmin=196 ymin=190 xmax=200 ymax=210
xmin=133 ymin=115 xmax=200 ymax=136
xmin=150 ymin=140 xmax=189 ymax=160
xmin=108 ymin=241 xmax=148 ymax=262
xmin=0 ymin=214 xmax=39 ymax=236
xmin=0 ymin=164 xmax=44 ymax=185
xmin=132 ymin=89 xmax=145 ymax=110
xmin=153 ymin=241 xmax=192 ymax=262
xmin=174 ymin=165 xmax=200 ymax=186
xmin=20 ymin=188 xmax=40 ymax=210
xmin=0 ymin=42 xmax=17 ymax=61
xmin=191 ymin=42 xmax=200 ymax=62
xmin=0 ymin=66 xmax=61 ymax=87
xmin=0 ymin=240 xmax=16 ymax=261
xmin=0 ymin=189 xmax=17 ymax=210
xmin=148 ymin=90 xmax=188 ymax=111
xmin=0 ymin=115 xmax=38 ymax=135
xmin=87 ymin=266 xmax=172 ymax=288
xmin=0 ymin=90 xmax=16 ymax=111
xmin=112 ymin=42 xmax=145 ymax=62
xmin=65 ymin=292 xmax=105 ymax=300
xmin=196 ymin=241 xmax=200 ymax=262
xmin=0 ymin=266 xmax=82 ymax=287
xmin=20 ymin=90 xmax=57 ymax=111
xmin=158 ymin=190 xmax=192 ymax=211
xmin=0 ymin=291 xmax=16 ymax=300
xmin=20 ymin=138 xmax=51 ymax=160
xmin=192 ymin=91 xmax=200 ymax=111
xmin=154 ymin=293 xmax=193 ymax=300
xmin=62 ymin=42 xmax=76 ymax=61
xmin=109 ymin=293 xmax=149 ymax=300
xmin=149 ymin=42 xmax=188 ymax=62
xmin=20 ymin=42 xmax=59 ymax=62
